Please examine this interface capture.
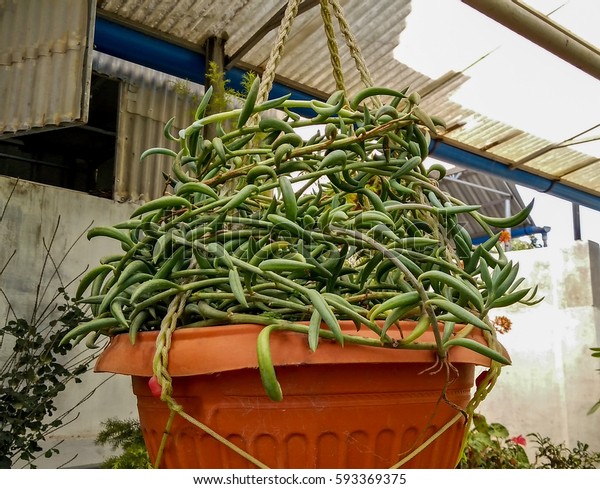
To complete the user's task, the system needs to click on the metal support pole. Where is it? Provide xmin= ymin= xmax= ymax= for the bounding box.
xmin=572 ymin=202 xmax=582 ymax=240
xmin=462 ymin=0 xmax=600 ymax=81
xmin=504 ymin=197 xmax=512 ymax=251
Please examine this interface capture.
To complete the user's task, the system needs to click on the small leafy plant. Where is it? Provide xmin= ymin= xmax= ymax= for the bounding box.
xmin=0 ymin=296 xmax=90 ymax=468
xmin=0 ymin=193 xmax=97 ymax=468
xmin=459 ymin=413 xmax=600 ymax=469
xmin=531 ymin=434 xmax=600 ymax=469
xmin=459 ymin=414 xmax=530 ymax=468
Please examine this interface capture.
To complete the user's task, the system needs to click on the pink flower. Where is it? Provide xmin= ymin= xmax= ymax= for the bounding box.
xmin=148 ymin=375 xmax=162 ymax=398
xmin=511 ymin=435 xmax=527 ymax=446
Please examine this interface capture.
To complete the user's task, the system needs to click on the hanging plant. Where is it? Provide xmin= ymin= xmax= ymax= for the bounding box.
xmin=60 ymin=0 xmax=541 ymax=469
xmin=63 ymin=78 xmax=538 ymax=392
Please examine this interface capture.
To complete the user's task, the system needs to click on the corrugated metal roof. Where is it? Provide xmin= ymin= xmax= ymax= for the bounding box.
xmin=1 ymin=1 xmax=596 ymax=206
xmin=95 ymin=0 xmax=421 ymax=101
xmin=0 ymin=0 xmax=94 ymax=136
xmin=438 ymin=167 xmax=537 ymax=240
xmin=98 ymin=0 xmax=600 ymax=208
xmin=93 ymin=0 xmax=600 ymax=206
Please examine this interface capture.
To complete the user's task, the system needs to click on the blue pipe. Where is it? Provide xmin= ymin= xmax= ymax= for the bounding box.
xmin=94 ymin=17 xmax=600 ymax=212
xmin=429 ymin=141 xmax=600 ymax=212
xmin=94 ymin=17 xmax=314 ymax=105
xmin=472 ymin=225 xmax=550 ymax=245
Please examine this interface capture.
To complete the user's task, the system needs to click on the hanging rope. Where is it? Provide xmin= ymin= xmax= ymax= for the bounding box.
xmin=148 ymin=0 xmax=501 ymax=469
xmin=253 ymin=0 xmax=302 ymax=112
xmin=320 ymin=0 xmax=347 ymax=96
xmin=328 ymin=0 xmax=381 ymax=107
xmin=151 ymin=288 xmax=271 ymax=468
xmin=142 ymin=2 xmax=311 ymax=457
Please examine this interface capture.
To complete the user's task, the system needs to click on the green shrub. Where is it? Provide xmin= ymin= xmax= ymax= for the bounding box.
xmin=0 ymin=292 xmax=92 ymax=468
xmin=1 ymin=193 xmax=97 ymax=468
xmin=531 ymin=434 xmax=600 ymax=469
xmin=95 ymin=418 xmax=151 ymax=469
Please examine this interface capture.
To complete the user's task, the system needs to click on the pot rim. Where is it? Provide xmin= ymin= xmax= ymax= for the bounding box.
xmin=94 ymin=321 xmax=500 ymax=377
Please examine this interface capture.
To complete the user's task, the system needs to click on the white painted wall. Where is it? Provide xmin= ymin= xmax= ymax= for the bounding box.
xmin=1 ymin=175 xmax=599 ymax=467
xmin=478 ymin=241 xmax=600 ymax=457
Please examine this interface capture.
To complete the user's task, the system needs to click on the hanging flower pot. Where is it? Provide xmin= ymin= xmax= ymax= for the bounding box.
xmin=96 ymin=322 xmax=501 ymax=468
xmin=62 ymin=0 xmax=539 ymax=469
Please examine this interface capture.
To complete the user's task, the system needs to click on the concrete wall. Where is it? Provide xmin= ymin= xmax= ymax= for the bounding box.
xmin=479 ymin=241 xmax=600 ymax=456
xmin=1 ymin=175 xmax=599 ymax=467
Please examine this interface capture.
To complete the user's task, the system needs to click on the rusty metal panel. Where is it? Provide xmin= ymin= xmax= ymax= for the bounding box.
xmin=0 ymin=0 xmax=95 ymax=137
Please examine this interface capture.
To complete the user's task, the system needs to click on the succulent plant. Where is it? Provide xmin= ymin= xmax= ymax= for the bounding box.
xmin=62 ymin=78 xmax=539 ymax=399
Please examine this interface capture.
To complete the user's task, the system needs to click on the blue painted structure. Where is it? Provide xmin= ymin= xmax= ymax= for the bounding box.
xmin=472 ymin=225 xmax=551 ymax=245
xmin=94 ymin=17 xmax=313 ymax=104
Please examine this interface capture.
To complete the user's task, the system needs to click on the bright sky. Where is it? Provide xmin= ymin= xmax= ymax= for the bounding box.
xmin=394 ymin=0 xmax=600 ymax=249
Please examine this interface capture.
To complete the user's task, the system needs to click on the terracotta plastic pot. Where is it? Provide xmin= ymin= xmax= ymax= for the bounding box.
xmin=95 ymin=321 xmax=494 ymax=469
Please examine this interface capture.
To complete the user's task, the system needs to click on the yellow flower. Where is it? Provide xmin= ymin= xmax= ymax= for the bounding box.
xmin=493 ymin=315 xmax=512 ymax=334
xmin=499 ymin=230 xmax=511 ymax=244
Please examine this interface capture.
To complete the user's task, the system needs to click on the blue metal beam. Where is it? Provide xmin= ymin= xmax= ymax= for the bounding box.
xmin=429 ymin=141 xmax=600 ymax=212
xmin=93 ymin=16 xmax=600 ymax=212
xmin=94 ymin=16 xmax=313 ymax=104
xmin=472 ymin=225 xmax=551 ymax=245
xmin=94 ymin=17 xmax=206 ymax=83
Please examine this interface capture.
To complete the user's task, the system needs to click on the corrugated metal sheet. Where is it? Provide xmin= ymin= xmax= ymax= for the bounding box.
xmin=93 ymin=52 xmax=205 ymax=202
xmin=439 ymin=168 xmax=537 ymax=240
xmin=562 ymin=161 xmax=600 ymax=192
xmin=93 ymin=52 xmax=277 ymax=203
xmin=97 ymin=0 xmax=416 ymax=98
xmin=0 ymin=0 xmax=95 ymax=136
xmin=115 ymin=83 xmax=192 ymax=202
xmin=94 ymin=0 xmax=600 ymax=203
